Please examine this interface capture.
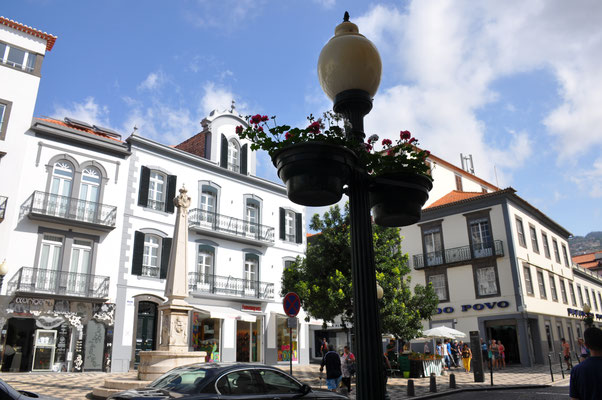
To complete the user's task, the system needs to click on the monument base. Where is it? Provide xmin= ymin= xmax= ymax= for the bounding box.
xmin=138 ymin=350 xmax=207 ymax=381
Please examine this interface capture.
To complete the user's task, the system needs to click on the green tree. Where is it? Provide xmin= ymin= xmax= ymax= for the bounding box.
xmin=282 ymin=203 xmax=439 ymax=341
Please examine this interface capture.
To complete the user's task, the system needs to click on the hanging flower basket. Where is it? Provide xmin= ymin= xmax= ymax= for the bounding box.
xmin=369 ymin=173 xmax=433 ymax=227
xmin=272 ymin=142 xmax=357 ymax=207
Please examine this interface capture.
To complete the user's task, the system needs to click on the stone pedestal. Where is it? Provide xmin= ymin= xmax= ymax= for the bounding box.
xmin=138 ymin=350 xmax=207 ymax=381
xmin=158 ymin=303 xmax=191 ymax=352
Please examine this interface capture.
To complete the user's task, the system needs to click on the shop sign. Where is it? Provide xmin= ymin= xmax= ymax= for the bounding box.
xmin=8 ymin=297 xmax=54 ymax=314
xmin=436 ymin=301 xmax=510 ymax=315
xmin=241 ymin=304 xmax=262 ymax=312
xmin=567 ymin=308 xmax=602 ymax=321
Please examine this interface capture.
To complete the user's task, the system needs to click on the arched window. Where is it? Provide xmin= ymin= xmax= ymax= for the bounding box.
xmin=244 ymin=253 xmax=259 ymax=291
xmin=51 ymin=160 xmax=74 ymax=197
xmin=197 ymin=245 xmax=215 ymax=287
xmin=227 ymin=139 xmax=240 ymax=172
xmin=148 ymin=171 xmax=167 ymax=211
xmin=200 ymin=186 xmax=218 ymax=224
xmin=142 ymin=234 xmax=161 ymax=278
xmin=79 ymin=166 xmax=102 ymax=222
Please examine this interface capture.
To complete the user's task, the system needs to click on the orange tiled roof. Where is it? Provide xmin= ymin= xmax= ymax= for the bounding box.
xmin=573 ymin=252 xmax=602 ymax=269
xmin=426 ymin=191 xmax=487 ymax=209
xmin=0 ymin=16 xmax=57 ymax=51
xmin=36 ymin=117 xmax=123 ymax=143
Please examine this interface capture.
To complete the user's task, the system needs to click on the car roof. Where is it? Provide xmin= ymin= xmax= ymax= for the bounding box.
xmin=168 ymin=363 xmax=284 ymax=373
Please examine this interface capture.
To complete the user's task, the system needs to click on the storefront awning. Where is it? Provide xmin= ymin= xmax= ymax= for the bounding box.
xmin=192 ymin=305 xmax=256 ymax=322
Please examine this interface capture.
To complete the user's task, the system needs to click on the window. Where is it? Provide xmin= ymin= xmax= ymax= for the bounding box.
xmin=423 ymin=226 xmax=443 ymax=266
xmin=244 ymin=253 xmax=259 ymax=290
xmin=48 ymin=161 xmax=74 ymax=217
xmin=455 ymin=175 xmax=463 ymax=191
xmin=577 ymin=285 xmax=584 ymax=307
xmin=560 ymin=279 xmax=568 ymax=304
xmin=220 ymin=134 xmax=248 ymax=174
xmin=598 ymin=292 xmax=602 ymax=312
xmin=542 ymin=232 xmax=551 ymax=259
xmin=68 ymin=239 xmax=92 ymax=294
xmin=529 ymin=225 xmax=539 ymax=253
xmin=258 ymin=369 xmax=303 ymax=395
xmin=536 ymin=270 xmax=547 ymax=299
xmin=552 ymin=239 xmax=561 ymax=263
xmin=78 ymin=166 xmax=101 ymax=222
xmin=246 ymin=201 xmax=260 ymax=235
xmin=284 ymin=259 xmax=295 ymax=269
xmin=428 ymin=273 xmax=448 ymax=302
xmin=593 ymin=290 xmax=599 ymax=312
xmin=227 ymin=139 xmax=240 ymax=172
xmin=276 ymin=315 xmax=298 ymax=361
xmin=516 ymin=217 xmax=526 ymax=248
xmin=569 ymin=283 xmax=577 ymax=306
xmin=138 ymin=167 xmax=177 ymax=213
xmin=196 ymin=245 xmax=214 ymax=285
xmin=562 ymin=244 xmax=570 ymax=267
xmin=217 ymin=370 xmax=260 ymax=395
xmin=545 ymin=322 xmax=554 ymax=352
xmin=548 ymin=274 xmax=558 ymax=302
xmin=131 ymin=231 xmax=171 ymax=279
xmin=0 ymin=42 xmax=36 ymax=72
xmin=200 ymin=188 xmax=217 ymax=224
xmin=0 ymin=98 xmax=12 ymax=140
xmin=475 ymin=265 xmax=499 ymax=297
xmin=37 ymin=234 xmax=63 ymax=291
xmin=469 ymin=217 xmax=493 ymax=257
xmin=523 ymin=264 xmax=534 ymax=296
xmin=584 ymin=288 xmax=591 ymax=309
xmin=279 ymin=208 xmax=302 ymax=244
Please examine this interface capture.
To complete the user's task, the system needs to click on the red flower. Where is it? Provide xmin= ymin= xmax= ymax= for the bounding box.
xmin=285 ymin=131 xmax=292 ymax=140
xmin=235 ymin=125 xmax=243 ymax=134
xmin=250 ymin=114 xmax=262 ymax=125
xmin=409 ymin=137 xmax=418 ymax=144
xmin=363 ymin=143 xmax=373 ymax=151
xmin=387 ymin=150 xmax=394 ymax=156
xmin=382 ymin=139 xmax=392 ymax=146
xmin=308 ymin=121 xmax=321 ymax=133
xmin=261 ymin=115 xmax=269 ymax=122
xmin=257 ymin=126 xmax=264 ymax=132
xmin=400 ymin=130 xmax=411 ymax=140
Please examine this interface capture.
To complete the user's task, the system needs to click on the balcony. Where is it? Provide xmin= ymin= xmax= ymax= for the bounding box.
xmin=413 ymin=240 xmax=504 ymax=269
xmin=188 ymin=272 xmax=274 ymax=300
xmin=188 ymin=209 xmax=275 ymax=246
xmin=20 ymin=191 xmax=117 ymax=231
xmin=0 ymin=195 xmax=7 ymax=221
xmin=6 ymin=267 xmax=110 ymax=300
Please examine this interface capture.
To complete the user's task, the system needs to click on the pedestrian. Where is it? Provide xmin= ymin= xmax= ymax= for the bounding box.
xmin=442 ymin=339 xmax=451 ymax=369
xmin=340 ymin=346 xmax=355 ymax=394
xmin=446 ymin=339 xmax=456 ymax=368
xmin=320 ymin=338 xmax=328 ymax=359
xmin=490 ymin=339 xmax=499 ymax=369
xmin=424 ymin=341 xmax=430 ymax=355
xmin=461 ymin=343 xmax=472 ymax=373
xmin=578 ymin=338 xmax=590 ymax=362
xmin=451 ymin=340 xmax=460 ymax=367
xmin=481 ymin=338 xmax=489 ymax=370
xmin=498 ymin=340 xmax=506 ymax=369
xmin=562 ymin=338 xmax=572 ymax=370
xmin=320 ymin=344 xmax=342 ymax=392
xmin=569 ymin=327 xmax=602 ymax=400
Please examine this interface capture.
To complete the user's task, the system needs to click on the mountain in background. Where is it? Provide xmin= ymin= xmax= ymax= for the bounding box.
xmin=570 ymin=231 xmax=602 ymax=256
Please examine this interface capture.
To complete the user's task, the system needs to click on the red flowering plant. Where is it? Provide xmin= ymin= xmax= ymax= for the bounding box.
xmin=235 ymin=112 xmax=359 ymax=156
xmin=360 ymin=130 xmax=432 ymax=179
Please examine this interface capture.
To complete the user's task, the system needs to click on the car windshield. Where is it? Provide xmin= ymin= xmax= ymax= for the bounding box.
xmin=149 ymin=366 xmax=213 ymax=394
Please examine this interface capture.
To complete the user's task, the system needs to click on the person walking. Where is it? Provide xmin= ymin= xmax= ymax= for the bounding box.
xmin=424 ymin=341 xmax=430 ymax=355
xmin=481 ymin=338 xmax=489 ymax=370
xmin=562 ymin=338 xmax=572 ymax=370
xmin=340 ymin=346 xmax=355 ymax=394
xmin=320 ymin=344 xmax=342 ymax=392
xmin=578 ymin=338 xmax=590 ymax=362
xmin=320 ymin=338 xmax=328 ymax=359
xmin=498 ymin=340 xmax=506 ymax=369
xmin=569 ymin=327 xmax=602 ymax=400
xmin=446 ymin=339 xmax=456 ymax=368
xmin=461 ymin=343 xmax=472 ymax=373
xmin=490 ymin=339 xmax=499 ymax=370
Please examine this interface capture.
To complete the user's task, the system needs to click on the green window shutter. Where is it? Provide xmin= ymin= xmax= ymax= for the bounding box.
xmin=220 ymin=134 xmax=228 ymax=168
xmin=279 ymin=208 xmax=286 ymax=240
xmin=138 ymin=166 xmax=150 ymax=207
xmin=240 ymin=144 xmax=248 ymax=175
xmin=295 ymin=213 xmax=303 ymax=244
xmin=165 ymin=175 xmax=177 ymax=213
xmin=160 ymin=238 xmax=172 ymax=279
xmin=131 ymin=231 xmax=145 ymax=276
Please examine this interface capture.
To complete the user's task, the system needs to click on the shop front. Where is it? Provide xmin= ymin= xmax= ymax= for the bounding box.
xmin=276 ymin=314 xmax=297 ymax=362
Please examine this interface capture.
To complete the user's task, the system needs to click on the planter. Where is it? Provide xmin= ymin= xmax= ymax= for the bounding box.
xmin=272 ymin=142 xmax=357 ymax=207
xmin=369 ymin=173 xmax=433 ymax=227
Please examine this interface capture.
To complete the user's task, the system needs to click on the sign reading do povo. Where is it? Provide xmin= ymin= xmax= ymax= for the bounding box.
xmin=436 ymin=300 xmax=510 ymax=315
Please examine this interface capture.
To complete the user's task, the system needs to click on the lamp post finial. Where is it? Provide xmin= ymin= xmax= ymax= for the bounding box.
xmin=344 ymin=11 xmax=349 ymax=22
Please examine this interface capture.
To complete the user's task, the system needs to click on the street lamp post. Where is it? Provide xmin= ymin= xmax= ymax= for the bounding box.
xmin=318 ymin=12 xmax=385 ymax=400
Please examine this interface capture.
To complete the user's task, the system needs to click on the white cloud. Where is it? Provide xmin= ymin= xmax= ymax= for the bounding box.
xmin=312 ymin=0 xmax=336 ymax=9
xmin=138 ymin=71 xmax=165 ymax=91
xmin=570 ymin=157 xmax=602 ymax=199
xmin=52 ymin=97 xmax=110 ymax=127
xmin=187 ymin=0 xmax=265 ymax=30
xmin=200 ymin=82 xmax=239 ymax=116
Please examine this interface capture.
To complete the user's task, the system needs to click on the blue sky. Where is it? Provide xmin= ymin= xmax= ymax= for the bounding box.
xmin=4 ymin=0 xmax=602 ymax=237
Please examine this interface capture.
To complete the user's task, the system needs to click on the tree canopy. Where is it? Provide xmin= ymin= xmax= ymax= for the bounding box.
xmin=281 ymin=203 xmax=439 ymax=340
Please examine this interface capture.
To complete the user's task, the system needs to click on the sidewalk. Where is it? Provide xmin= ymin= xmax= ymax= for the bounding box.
xmin=0 ymin=363 xmax=570 ymax=399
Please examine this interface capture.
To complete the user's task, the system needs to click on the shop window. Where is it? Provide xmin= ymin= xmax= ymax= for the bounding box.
xmin=569 ymin=283 xmax=577 ymax=306
xmin=536 ymin=270 xmax=546 ymax=299
xmin=427 ymin=272 xmax=448 ymax=302
xmin=559 ymin=279 xmax=568 ymax=304
xmin=552 ymin=238 xmax=561 ymax=263
xmin=529 ymin=225 xmax=539 ymax=253
xmin=523 ymin=264 xmax=534 ymax=296
xmin=542 ymin=232 xmax=551 ymax=259
xmin=0 ymin=98 xmax=12 ymax=140
xmin=131 ymin=231 xmax=171 ymax=279
xmin=191 ymin=312 xmax=220 ymax=362
xmin=474 ymin=265 xmax=499 ymax=297
xmin=279 ymin=208 xmax=302 ymax=244
xmin=236 ymin=319 xmax=262 ymax=362
xmin=137 ymin=166 xmax=177 ymax=213
xmin=549 ymin=274 xmax=558 ymax=302
xmin=515 ymin=217 xmax=526 ymax=248
xmin=276 ymin=315 xmax=298 ymax=362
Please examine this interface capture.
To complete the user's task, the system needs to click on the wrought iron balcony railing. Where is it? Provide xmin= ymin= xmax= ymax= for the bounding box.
xmin=20 ymin=191 xmax=117 ymax=230
xmin=413 ymin=240 xmax=504 ymax=269
xmin=0 ymin=195 xmax=7 ymax=220
xmin=188 ymin=209 xmax=275 ymax=244
xmin=6 ymin=267 xmax=110 ymax=299
xmin=188 ymin=272 xmax=274 ymax=299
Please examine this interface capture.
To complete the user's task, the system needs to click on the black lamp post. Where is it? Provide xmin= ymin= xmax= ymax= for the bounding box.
xmin=317 ymin=12 xmax=385 ymax=400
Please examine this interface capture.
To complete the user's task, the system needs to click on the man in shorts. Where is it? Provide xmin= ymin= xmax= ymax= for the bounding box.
xmin=320 ymin=344 xmax=342 ymax=392
xmin=562 ymin=338 xmax=572 ymax=370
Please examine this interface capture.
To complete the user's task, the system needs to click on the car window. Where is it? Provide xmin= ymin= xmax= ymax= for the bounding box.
xmin=149 ymin=368 xmax=210 ymax=393
xmin=216 ymin=370 xmax=262 ymax=395
xmin=258 ymin=369 xmax=303 ymax=394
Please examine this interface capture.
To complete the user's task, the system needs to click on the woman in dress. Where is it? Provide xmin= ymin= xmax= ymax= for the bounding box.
xmin=497 ymin=340 xmax=506 ymax=369
xmin=340 ymin=346 xmax=355 ymax=394
xmin=461 ymin=343 xmax=472 ymax=373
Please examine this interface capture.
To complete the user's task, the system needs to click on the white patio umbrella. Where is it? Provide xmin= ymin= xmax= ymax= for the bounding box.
xmin=422 ymin=325 xmax=466 ymax=339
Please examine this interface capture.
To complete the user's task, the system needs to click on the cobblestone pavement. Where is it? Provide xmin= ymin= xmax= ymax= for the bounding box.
xmin=0 ymin=363 xmax=570 ymax=399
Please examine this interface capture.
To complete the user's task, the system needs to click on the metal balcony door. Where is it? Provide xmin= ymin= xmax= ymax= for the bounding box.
xmin=49 ymin=161 xmax=73 ymax=217
xmin=200 ymin=190 xmax=216 ymax=226
xmin=78 ymin=167 xmax=101 ymax=223
xmin=67 ymin=240 xmax=91 ymax=295
xmin=424 ymin=228 xmax=443 ymax=266
xmin=470 ymin=218 xmax=492 ymax=257
xmin=37 ymin=235 xmax=63 ymax=292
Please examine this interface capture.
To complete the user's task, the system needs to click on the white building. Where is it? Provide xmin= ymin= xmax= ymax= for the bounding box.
xmin=402 ymin=156 xmax=602 ymax=366
xmin=0 ymin=16 xmax=310 ymax=374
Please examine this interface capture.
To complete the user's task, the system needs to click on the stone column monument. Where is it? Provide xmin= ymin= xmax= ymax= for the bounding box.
xmin=138 ymin=185 xmax=206 ymax=381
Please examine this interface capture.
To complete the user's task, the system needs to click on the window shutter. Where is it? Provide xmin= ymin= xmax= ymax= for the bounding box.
xmin=295 ymin=212 xmax=303 ymax=244
xmin=279 ymin=208 xmax=286 ymax=240
xmin=220 ymin=134 xmax=228 ymax=168
xmin=165 ymin=175 xmax=177 ymax=213
xmin=240 ymin=144 xmax=248 ymax=175
xmin=160 ymin=238 xmax=172 ymax=279
xmin=132 ymin=231 xmax=145 ymax=276
xmin=138 ymin=166 xmax=150 ymax=207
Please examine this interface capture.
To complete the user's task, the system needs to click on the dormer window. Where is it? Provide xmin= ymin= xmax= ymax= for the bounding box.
xmin=220 ymin=134 xmax=248 ymax=175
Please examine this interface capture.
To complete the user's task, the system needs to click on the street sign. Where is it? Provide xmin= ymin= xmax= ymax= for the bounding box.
xmin=283 ymin=292 xmax=301 ymax=317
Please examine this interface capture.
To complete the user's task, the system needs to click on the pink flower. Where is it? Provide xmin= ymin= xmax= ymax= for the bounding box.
xmin=307 ymin=121 xmax=321 ymax=133
xmin=382 ymin=139 xmax=392 ymax=146
xmin=235 ymin=125 xmax=243 ymax=134
xmin=285 ymin=131 xmax=292 ymax=140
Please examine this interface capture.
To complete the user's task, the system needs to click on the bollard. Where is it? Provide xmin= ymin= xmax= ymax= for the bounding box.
xmin=489 ymin=357 xmax=493 ymax=386
xmin=558 ymin=353 xmax=565 ymax=379
xmin=449 ymin=373 xmax=457 ymax=389
xmin=548 ymin=354 xmax=554 ymax=382
xmin=430 ymin=373 xmax=437 ymax=393
xmin=407 ymin=379 xmax=415 ymax=397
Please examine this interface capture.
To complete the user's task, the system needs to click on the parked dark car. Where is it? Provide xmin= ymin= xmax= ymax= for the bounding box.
xmin=108 ymin=363 xmax=347 ymax=399
xmin=0 ymin=378 xmax=61 ymax=399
